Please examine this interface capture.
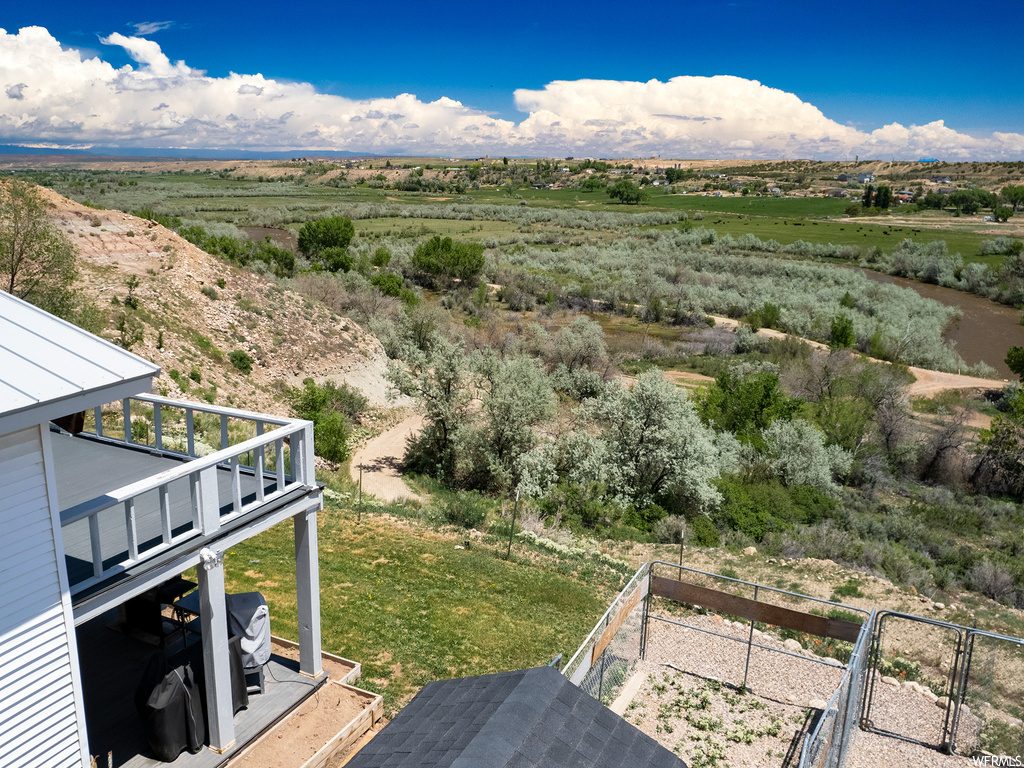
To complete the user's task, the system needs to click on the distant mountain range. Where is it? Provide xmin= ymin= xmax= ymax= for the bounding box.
xmin=0 ymin=145 xmax=379 ymax=159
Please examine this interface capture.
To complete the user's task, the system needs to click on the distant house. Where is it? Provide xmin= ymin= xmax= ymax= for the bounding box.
xmin=897 ymin=191 xmax=915 ymax=203
xmin=857 ymin=172 xmax=875 ymax=184
xmin=767 ymin=186 xmax=783 ymax=196
xmin=828 ymin=188 xmax=850 ymax=198
xmin=930 ymin=176 xmax=952 ymax=184
xmin=937 ymin=187 xmax=957 ymax=195
xmin=836 ymin=173 xmax=851 ymax=182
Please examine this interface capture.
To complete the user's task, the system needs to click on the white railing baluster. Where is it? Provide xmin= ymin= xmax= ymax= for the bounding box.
xmin=154 ymin=404 xmax=162 ymax=451
xmin=189 ymin=472 xmax=202 ymax=531
xmin=160 ymin=484 xmax=172 ymax=544
xmin=123 ymin=399 xmax=132 ymax=444
xmin=275 ymin=438 xmax=285 ymax=492
xmin=94 ymin=406 xmax=104 ymax=437
xmin=255 ymin=422 xmax=265 ymax=501
xmin=232 ymin=458 xmax=242 ymax=515
xmin=220 ymin=414 xmax=229 ymax=453
xmin=89 ymin=515 xmax=103 ymax=579
xmin=186 ymin=408 xmax=195 ymax=457
xmin=124 ymin=499 xmax=139 ymax=560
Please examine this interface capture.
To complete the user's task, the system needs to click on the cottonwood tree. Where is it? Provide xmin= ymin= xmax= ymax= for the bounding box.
xmin=297 ymin=216 xmax=354 ymax=270
xmin=411 ymin=235 xmax=485 ymax=284
xmin=606 ymin=179 xmax=647 ymax=205
xmin=0 ymin=179 xmax=78 ymax=317
xmin=1001 ymin=184 xmax=1024 ymax=212
xmin=701 ymin=368 xmax=800 ymax=445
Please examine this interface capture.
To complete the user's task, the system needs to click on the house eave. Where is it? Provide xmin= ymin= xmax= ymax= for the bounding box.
xmin=0 ymin=373 xmax=155 ymax=436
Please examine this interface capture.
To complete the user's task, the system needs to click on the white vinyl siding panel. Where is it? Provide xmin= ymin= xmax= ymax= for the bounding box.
xmin=0 ymin=428 xmax=85 ymax=768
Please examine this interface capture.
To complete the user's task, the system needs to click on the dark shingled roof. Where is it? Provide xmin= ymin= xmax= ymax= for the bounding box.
xmin=346 ymin=666 xmax=687 ymax=768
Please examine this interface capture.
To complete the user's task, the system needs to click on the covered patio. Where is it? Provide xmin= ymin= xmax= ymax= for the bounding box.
xmin=54 ymin=394 xmax=326 ymax=761
xmin=76 ymin=608 xmax=326 ymax=768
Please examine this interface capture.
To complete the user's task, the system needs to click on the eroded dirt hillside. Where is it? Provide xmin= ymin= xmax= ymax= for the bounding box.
xmin=38 ymin=186 xmax=391 ymax=413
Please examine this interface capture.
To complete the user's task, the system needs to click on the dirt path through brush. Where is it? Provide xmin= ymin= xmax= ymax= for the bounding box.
xmin=708 ymin=314 xmax=1005 ymax=398
xmin=349 ymin=415 xmax=425 ymax=502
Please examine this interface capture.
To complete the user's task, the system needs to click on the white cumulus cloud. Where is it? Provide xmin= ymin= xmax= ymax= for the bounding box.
xmin=0 ymin=26 xmax=1020 ymax=159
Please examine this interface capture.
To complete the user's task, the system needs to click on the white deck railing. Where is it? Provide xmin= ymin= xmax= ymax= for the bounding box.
xmin=60 ymin=395 xmax=315 ymax=595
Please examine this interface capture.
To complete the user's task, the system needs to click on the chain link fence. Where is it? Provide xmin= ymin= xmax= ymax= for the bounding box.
xmin=798 ymin=609 xmax=874 ymax=768
xmin=562 ymin=562 xmax=650 ymax=705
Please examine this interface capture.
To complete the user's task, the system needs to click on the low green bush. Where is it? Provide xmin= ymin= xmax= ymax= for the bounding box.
xmin=229 ymin=349 xmax=254 ymax=375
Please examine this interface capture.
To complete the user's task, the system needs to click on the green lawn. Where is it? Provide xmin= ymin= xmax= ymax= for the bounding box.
xmin=224 ymin=507 xmax=620 ymax=712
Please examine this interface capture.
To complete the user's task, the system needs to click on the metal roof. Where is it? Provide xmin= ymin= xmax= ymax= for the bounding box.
xmin=0 ymin=290 xmax=159 ymax=435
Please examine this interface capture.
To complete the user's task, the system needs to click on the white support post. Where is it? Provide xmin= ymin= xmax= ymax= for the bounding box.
xmin=124 ymin=499 xmax=139 ymax=561
xmin=197 ymin=465 xmax=221 ymax=534
xmin=296 ymin=423 xmax=316 ymax=486
xmin=274 ymin=438 xmax=285 ymax=492
xmin=197 ymin=548 xmax=235 ymax=753
xmin=294 ymin=506 xmax=323 ymax=679
xmin=123 ymin=399 xmax=132 ymax=444
xmin=254 ymin=422 xmax=265 ymax=502
xmin=154 ymin=404 xmax=163 ymax=451
xmin=88 ymin=515 xmax=103 ymax=579
xmin=186 ymin=408 xmax=195 ymax=457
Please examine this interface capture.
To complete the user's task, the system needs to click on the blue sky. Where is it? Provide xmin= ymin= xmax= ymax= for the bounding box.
xmin=1 ymin=2 xmax=1022 ymax=158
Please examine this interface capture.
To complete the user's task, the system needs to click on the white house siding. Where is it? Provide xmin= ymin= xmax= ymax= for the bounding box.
xmin=0 ymin=426 xmax=87 ymax=768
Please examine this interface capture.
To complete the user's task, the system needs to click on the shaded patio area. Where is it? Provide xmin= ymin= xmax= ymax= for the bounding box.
xmin=76 ymin=608 xmax=326 ymax=768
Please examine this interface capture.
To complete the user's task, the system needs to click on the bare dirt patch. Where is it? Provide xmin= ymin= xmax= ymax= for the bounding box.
xmin=230 ymin=648 xmax=377 ymax=768
xmin=349 ymin=415 xmax=425 ymax=502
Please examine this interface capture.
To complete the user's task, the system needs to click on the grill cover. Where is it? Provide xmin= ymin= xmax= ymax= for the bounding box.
xmin=134 ymin=653 xmax=205 ymax=761
xmin=226 ymin=591 xmax=271 ymax=669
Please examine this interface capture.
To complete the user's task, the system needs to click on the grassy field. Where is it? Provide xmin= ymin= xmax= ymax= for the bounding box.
xmin=224 ymin=502 xmax=623 ymax=713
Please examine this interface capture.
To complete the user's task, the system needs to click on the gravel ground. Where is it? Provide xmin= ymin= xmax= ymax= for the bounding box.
xmin=621 ymin=615 xmax=980 ymax=767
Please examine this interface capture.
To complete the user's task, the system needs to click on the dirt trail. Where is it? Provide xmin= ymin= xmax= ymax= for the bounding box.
xmin=708 ymin=315 xmax=1005 ymax=398
xmin=905 ymin=367 xmax=1005 ymax=397
xmin=349 ymin=415 xmax=425 ymax=502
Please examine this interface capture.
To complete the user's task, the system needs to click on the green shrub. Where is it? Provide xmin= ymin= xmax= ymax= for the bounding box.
xmin=830 ymin=580 xmax=865 ymax=600
xmin=689 ymin=514 xmax=721 ymax=547
xmin=229 ymin=350 xmax=254 ymax=375
xmin=200 ymin=285 xmax=219 ymax=300
xmin=437 ymin=491 xmax=489 ymax=528
xmin=313 ymin=410 xmax=350 ymax=463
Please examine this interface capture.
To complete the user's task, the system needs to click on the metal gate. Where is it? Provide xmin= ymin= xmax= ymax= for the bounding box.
xmin=861 ymin=611 xmax=967 ymax=753
xmin=953 ymin=629 xmax=1024 ymax=756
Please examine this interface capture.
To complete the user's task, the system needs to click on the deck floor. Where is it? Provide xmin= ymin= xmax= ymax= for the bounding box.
xmin=51 ymin=431 xmax=277 ymax=589
xmin=77 ymin=609 xmax=324 ymax=768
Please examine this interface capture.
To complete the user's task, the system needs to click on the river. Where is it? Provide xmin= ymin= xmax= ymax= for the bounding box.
xmin=857 ymin=269 xmax=1024 ymax=379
